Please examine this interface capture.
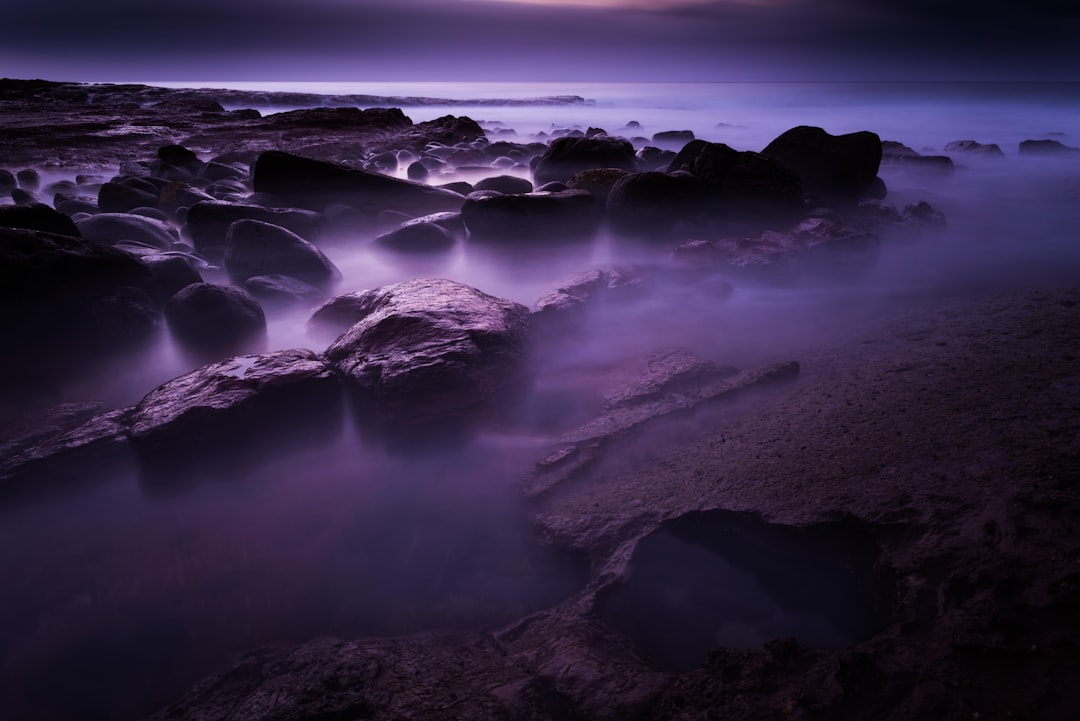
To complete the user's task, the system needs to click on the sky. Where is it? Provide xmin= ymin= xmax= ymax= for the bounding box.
xmin=2 ymin=0 xmax=1078 ymax=83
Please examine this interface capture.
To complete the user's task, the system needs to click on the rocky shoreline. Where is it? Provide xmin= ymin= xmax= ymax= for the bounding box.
xmin=1 ymin=79 xmax=1077 ymax=720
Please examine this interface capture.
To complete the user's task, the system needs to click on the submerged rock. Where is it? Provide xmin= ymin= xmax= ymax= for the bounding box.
xmin=224 ymin=219 xmax=340 ymax=289
xmin=944 ymin=139 xmax=1005 ymax=157
xmin=129 ymin=349 xmax=343 ymax=486
xmin=324 ymin=278 xmax=530 ymax=434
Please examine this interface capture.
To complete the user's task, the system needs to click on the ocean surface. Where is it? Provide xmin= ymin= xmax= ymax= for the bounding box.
xmin=3 ymin=79 xmax=1080 ymax=721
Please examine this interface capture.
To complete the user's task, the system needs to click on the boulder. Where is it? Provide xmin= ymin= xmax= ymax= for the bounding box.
xmin=375 ymin=221 xmax=456 ymax=252
xmin=1018 ymin=139 xmax=1080 ymax=156
xmin=473 ymin=175 xmax=534 ymax=195
xmin=0 ymin=169 xmax=15 ymax=193
xmin=533 ymin=137 xmax=637 ymax=185
xmin=129 ymin=349 xmax=343 ymax=486
xmin=652 ymin=130 xmax=695 ymax=146
xmin=16 ymin=168 xmax=41 ymax=190
xmin=139 ymin=254 xmax=203 ymax=301
xmin=98 ymin=181 xmax=159 ymax=213
xmin=253 ymin=151 xmax=466 ymax=214
xmin=605 ymin=172 xmax=710 ymax=237
xmin=324 ymin=278 xmax=530 ymax=432
xmin=185 ymin=200 xmax=322 ymax=252
xmin=761 ymin=126 xmax=881 ymax=206
xmin=566 ymin=168 xmax=632 ymax=204
xmin=244 ymin=275 xmax=328 ymax=307
xmin=462 ymin=190 xmax=600 ymax=242
xmin=224 ymin=219 xmax=340 ymax=290
xmin=307 ymin=289 xmax=386 ymax=342
xmin=0 ymin=203 xmax=80 ymax=236
xmin=158 ymin=144 xmax=203 ymax=175
xmin=532 ymin=267 xmax=651 ymax=336
xmin=76 ymin=213 xmax=179 ymax=250
xmin=164 ymin=283 xmax=267 ymax=360
xmin=792 ymin=217 xmax=880 ymax=278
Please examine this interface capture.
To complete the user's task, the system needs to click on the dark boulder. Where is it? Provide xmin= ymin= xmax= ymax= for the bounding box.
xmin=0 ymin=227 xmax=161 ymax=384
xmin=473 ymin=175 xmax=534 ymax=195
xmin=375 ymin=221 xmax=456 ymax=252
xmin=533 ymin=137 xmax=637 ymax=185
xmin=54 ymin=196 xmax=99 ymax=217
xmin=0 ymin=203 xmax=80 ymax=236
xmin=635 ymin=146 xmax=677 ymax=172
xmin=158 ymin=144 xmax=203 ymax=175
xmin=16 ymin=169 xmax=41 ymax=191
xmin=606 ymin=172 xmax=710 ymax=238
xmin=0 ymin=169 xmax=15 ymax=193
xmin=129 ymin=349 xmax=343 ymax=487
xmin=652 ymin=130 xmax=695 ymax=146
xmin=139 ymin=254 xmax=203 ymax=301
xmin=185 ymin=200 xmax=322 ymax=252
xmin=880 ymin=143 xmax=955 ymax=173
xmin=666 ymin=141 xmax=803 ymax=223
xmin=407 ymin=161 xmax=429 ymax=180
xmin=566 ymin=168 xmax=631 ymax=204
xmin=761 ymin=126 xmax=882 ymax=206
xmin=164 ymin=283 xmax=267 ymax=360
xmin=462 ymin=190 xmax=600 ymax=242
xmin=76 ymin=213 xmax=179 ymax=250
xmin=323 ymin=278 xmax=530 ymax=433
xmin=253 ymin=151 xmax=465 ymax=214
xmin=11 ymin=188 xmax=38 ymax=206
xmin=98 ymin=181 xmax=160 ymax=214
xmin=224 ymin=219 xmax=340 ymax=290
xmin=307 ymin=289 xmax=386 ymax=342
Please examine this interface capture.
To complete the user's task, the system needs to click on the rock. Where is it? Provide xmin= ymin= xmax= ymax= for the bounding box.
xmin=11 ymin=188 xmax=37 ymax=206
xmin=307 ymin=289 xmax=386 ymax=342
xmin=0 ymin=227 xmax=161 ymax=385
xmin=324 ymin=278 xmax=530 ymax=433
xmin=98 ymin=181 xmax=160 ymax=213
xmin=164 ymin=283 xmax=267 ymax=360
xmin=666 ymin=141 xmax=804 ymax=224
xmin=880 ymin=145 xmax=955 ymax=173
xmin=158 ymin=144 xmax=203 ymax=175
xmin=375 ymin=221 xmax=456 ymax=252
xmin=253 ymin=151 xmax=465 ymax=214
xmin=0 ymin=169 xmax=15 ymax=193
xmin=533 ymin=136 xmax=638 ymax=185
xmin=566 ymin=168 xmax=631 ymax=204
xmin=635 ymin=146 xmax=677 ymax=172
xmin=462 ymin=189 xmax=600 ymax=242
xmin=54 ymin=196 xmax=99 ymax=216
xmin=473 ymin=175 xmax=534 ymax=195
xmin=200 ymin=161 xmax=246 ymax=183
xmin=129 ymin=349 xmax=343 ymax=486
xmin=761 ymin=126 xmax=882 ymax=206
xmin=0 ymin=203 xmax=80 ymax=236
xmin=532 ymin=266 xmax=650 ymax=336
xmin=76 ymin=213 xmax=179 ymax=250
xmin=16 ymin=168 xmax=40 ymax=190
xmin=224 ymin=219 xmax=340 ymax=290
xmin=944 ymin=140 xmax=1005 ymax=157
xmin=605 ymin=172 xmax=710 ymax=237
xmin=652 ymin=130 xmax=695 ymax=146
xmin=244 ymin=275 xmax=328 ymax=307
xmin=440 ymin=181 xmax=474 ymax=196
xmin=1019 ymin=139 xmax=1080 ymax=155
xmin=902 ymin=200 xmax=947 ymax=229
xmin=526 ymin=351 xmax=799 ymax=498
xmin=159 ymin=183 xmax=216 ymax=216
xmin=864 ymin=176 xmax=888 ymax=201
xmin=185 ymin=200 xmax=322 ymax=252
xmin=792 ymin=216 xmax=880 ymax=278
xmin=407 ymin=160 xmax=429 ymax=180
xmin=140 ymin=254 xmax=203 ymax=301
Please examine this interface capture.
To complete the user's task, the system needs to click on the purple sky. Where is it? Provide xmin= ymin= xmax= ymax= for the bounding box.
xmin=2 ymin=0 xmax=1078 ymax=82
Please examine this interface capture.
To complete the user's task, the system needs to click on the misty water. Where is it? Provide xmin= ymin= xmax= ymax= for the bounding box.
xmin=2 ymin=81 xmax=1080 ymax=720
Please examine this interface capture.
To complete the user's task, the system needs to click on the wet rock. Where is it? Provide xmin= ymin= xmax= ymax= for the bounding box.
xmin=0 ymin=408 xmax=133 ymax=502
xmin=375 ymin=220 xmax=456 ymax=252
xmin=533 ymin=136 xmax=637 ymax=185
xmin=406 ymin=160 xmax=429 ymax=180
xmin=11 ymin=188 xmax=37 ymax=206
xmin=158 ymin=144 xmax=203 ymax=175
xmin=0 ymin=169 xmax=15 ymax=193
xmin=606 ymin=171 xmax=710 ymax=237
xmin=253 ymin=150 xmax=465 ymax=214
xmin=307 ymin=289 xmax=385 ymax=341
xmin=158 ymin=182 xmax=215 ymax=216
xmin=98 ymin=181 xmax=160 ymax=213
xmin=0 ymin=203 xmax=80 ymax=236
xmin=16 ymin=168 xmax=40 ymax=190
xmin=129 ymin=349 xmax=343 ymax=486
xmin=792 ymin=216 xmax=880 ymax=278
xmin=532 ymin=266 xmax=651 ymax=336
xmin=185 ymin=200 xmax=322 ymax=252
xmin=880 ymin=144 xmax=955 ymax=173
xmin=164 ymin=283 xmax=267 ymax=360
xmin=652 ymin=130 xmax=695 ymax=146
xmin=462 ymin=189 xmax=600 ymax=242
xmin=54 ymin=196 xmax=99 ymax=216
xmin=902 ymin=200 xmax=947 ymax=229
xmin=944 ymin=139 xmax=1005 ymax=157
xmin=139 ymin=254 xmax=203 ymax=301
xmin=473 ymin=174 xmax=533 ymax=195
xmin=224 ymin=219 xmax=340 ymax=289
xmin=324 ymin=278 xmax=530 ymax=433
xmin=76 ymin=212 xmax=179 ymax=250
xmin=635 ymin=146 xmax=677 ymax=172
xmin=761 ymin=126 xmax=882 ymax=206
xmin=526 ymin=350 xmax=799 ymax=497
xmin=566 ymin=167 xmax=631 ymax=204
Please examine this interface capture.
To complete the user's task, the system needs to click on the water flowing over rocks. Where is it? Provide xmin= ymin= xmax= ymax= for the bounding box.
xmin=324 ymin=278 xmax=530 ymax=435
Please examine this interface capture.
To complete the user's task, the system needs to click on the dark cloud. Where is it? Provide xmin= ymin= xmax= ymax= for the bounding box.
xmin=1 ymin=0 xmax=1077 ymax=81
